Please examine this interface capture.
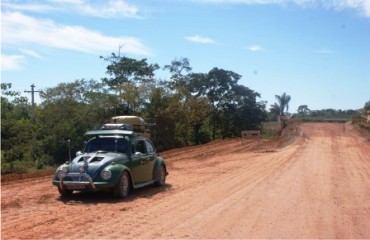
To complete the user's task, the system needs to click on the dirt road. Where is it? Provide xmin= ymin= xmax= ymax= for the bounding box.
xmin=2 ymin=123 xmax=370 ymax=239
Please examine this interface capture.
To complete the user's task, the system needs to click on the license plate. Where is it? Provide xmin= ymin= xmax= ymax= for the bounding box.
xmin=65 ymin=183 xmax=85 ymax=190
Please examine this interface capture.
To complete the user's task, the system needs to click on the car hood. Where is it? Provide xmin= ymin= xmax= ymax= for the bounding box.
xmin=68 ymin=152 xmax=128 ymax=179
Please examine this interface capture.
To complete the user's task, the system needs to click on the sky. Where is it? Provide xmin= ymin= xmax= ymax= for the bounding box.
xmin=1 ymin=0 xmax=370 ymax=113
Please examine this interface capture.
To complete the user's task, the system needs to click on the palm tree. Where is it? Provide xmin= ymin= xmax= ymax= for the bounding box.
xmin=269 ymin=103 xmax=281 ymax=116
xmin=274 ymin=92 xmax=291 ymax=116
xmin=269 ymin=93 xmax=291 ymax=131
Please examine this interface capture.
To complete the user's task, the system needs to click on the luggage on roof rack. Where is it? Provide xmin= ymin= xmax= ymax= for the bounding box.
xmin=112 ymin=116 xmax=145 ymax=133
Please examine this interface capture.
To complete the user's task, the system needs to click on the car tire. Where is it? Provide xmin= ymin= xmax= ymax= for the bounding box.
xmin=155 ymin=164 xmax=166 ymax=186
xmin=58 ymin=185 xmax=73 ymax=197
xmin=114 ymin=171 xmax=130 ymax=198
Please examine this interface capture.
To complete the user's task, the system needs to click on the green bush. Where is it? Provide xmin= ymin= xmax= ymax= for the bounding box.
xmin=1 ymin=160 xmax=32 ymax=174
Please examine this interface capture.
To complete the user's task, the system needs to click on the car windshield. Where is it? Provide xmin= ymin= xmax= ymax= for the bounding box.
xmin=84 ymin=137 xmax=128 ymax=154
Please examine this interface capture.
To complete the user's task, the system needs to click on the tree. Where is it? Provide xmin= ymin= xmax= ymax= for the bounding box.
xmin=232 ymin=85 xmax=267 ymax=133
xmin=164 ymin=57 xmax=192 ymax=97
xmin=1 ymin=83 xmax=35 ymax=172
xmin=188 ymin=68 xmax=241 ymax=139
xmin=143 ymin=86 xmax=183 ymax=149
xmin=188 ymin=68 xmax=266 ymax=138
xmin=186 ymin=97 xmax=211 ymax=144
xmin=102 ymin=53 xmax=159 ymax=87
xmin=274 ymin=92 xmax=291 ymax=116
xmin=1 ymin=83 xmax=30 ymax=120
xmin=269 ymin=92 xmax=291 ymax=131
xmin=297 ymin=105 xmax=310 ymax=116
xmin=364 ymin=100 xmax=370 ymax=114
xmin=39 ymin=80 xmax=116 ymax=163
xmin=101 ymin=53 xmax=160 ymax=114
xmin=1 ymin=58 xmax=272 ymax=173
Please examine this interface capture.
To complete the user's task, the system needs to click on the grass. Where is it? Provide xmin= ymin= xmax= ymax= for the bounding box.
xmin=1 ymin=160 xmax=55 ymax=175
xmin=293 ymin=115 xmax=352 ymax=123
xmin=261 ymin=122 xmax=280 ymax=138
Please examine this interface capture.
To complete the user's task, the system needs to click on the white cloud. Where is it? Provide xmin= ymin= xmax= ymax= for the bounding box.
xmin=7 ymin=0 xmax=368 ymax=18
xmin=1 ymin=54 xmax=25 ymax=71
xmin=2 ymin=0 xmax=139 ymax=18
xmin=323 ymin=0 xmax=370 ymax=17
xmin=77 ymin=0 xmax=139 ymax=18
xmin=191 ymin=0 xmax=284 ymax=4
xmin=1 ymin=2 xmax=58 ymax=13
xmin=2 ymin=12 xmax=152 ymax=56
xmin=185 ymin=35 xmax=216 ymax=44
xmin=365 ymin=0 xmax=370 ymax=17
xmin=247 ymin=45 xmax=265 ymax=52
xmin=50 ymin=0 xmax=85 ymax=4
xmin=19 ymin=49 xmax=46 ymax=60
xmin=190 ymin=0 xmax=370 ymax=17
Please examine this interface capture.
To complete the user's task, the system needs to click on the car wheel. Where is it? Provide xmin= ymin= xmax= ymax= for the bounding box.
xmin=58 ymin=185 xmax=73 ymax=197
xmin=155 ymin=164 xmax=166 ymax=186
xmin=114 ymin=171 xmax=130 ymax=198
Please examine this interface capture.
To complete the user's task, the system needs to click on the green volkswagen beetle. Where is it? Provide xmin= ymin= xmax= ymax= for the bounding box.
xmin=52 ymin=123 xmax=168 ymax=198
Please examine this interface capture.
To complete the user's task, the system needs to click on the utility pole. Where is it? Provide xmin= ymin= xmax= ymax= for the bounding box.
xmin=24 ymin=84 xmax=41 ymax=121
xmin=24 ymin=84 xmax=41 ymax=163
xmin=118 ymin=43 xmax=124 ymax=57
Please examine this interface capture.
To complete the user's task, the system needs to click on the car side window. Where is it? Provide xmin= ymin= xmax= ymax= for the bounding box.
xmin=135 ymin=140 xmax=147 ymax=154
xmin=145 ymin=140 xmax=155 ymax=154
xmin=131 ymin=144 xmax=135 ymax=154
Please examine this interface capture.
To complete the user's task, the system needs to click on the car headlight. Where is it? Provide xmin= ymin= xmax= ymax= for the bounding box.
xmin=56 ymin=165 xmax=69 ymax=179
xmin=100 ymin=169 xmax=112 ymax=180
xmin=61 ymin=166 xmax=69 ymax=173
xmin=57 ymin=170 xmax=66 ymax=179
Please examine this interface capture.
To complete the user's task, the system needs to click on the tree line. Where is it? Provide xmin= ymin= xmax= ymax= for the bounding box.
xmin=1 ymin=55 xmax=268 ymax=173
xmin=294 ymin=105 xmax=360 ymax=119
xmin=2 ymin=54 xmax=367 ymax=174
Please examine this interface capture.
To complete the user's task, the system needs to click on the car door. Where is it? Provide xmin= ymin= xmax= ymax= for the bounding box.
xmin=143 ymin=140 xmax=156 ymax=180
xmin=130 ymin=139 xmax=154 ymax=184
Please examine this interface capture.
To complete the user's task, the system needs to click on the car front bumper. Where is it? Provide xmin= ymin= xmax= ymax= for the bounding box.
xmin=53 ymin=172 xmax=114 ymax=191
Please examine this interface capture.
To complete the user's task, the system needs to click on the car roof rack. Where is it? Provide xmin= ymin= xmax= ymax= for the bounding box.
xmin=100 ymin=124 xmax=133 ymax=131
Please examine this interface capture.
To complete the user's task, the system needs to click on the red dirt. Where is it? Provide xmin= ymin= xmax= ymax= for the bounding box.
xmin=1 ymin=123 xmax=370 ymax=239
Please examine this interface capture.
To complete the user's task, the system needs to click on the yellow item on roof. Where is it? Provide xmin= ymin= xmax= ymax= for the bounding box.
xmin=112 ymin=116 xmax=145 ymax=132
